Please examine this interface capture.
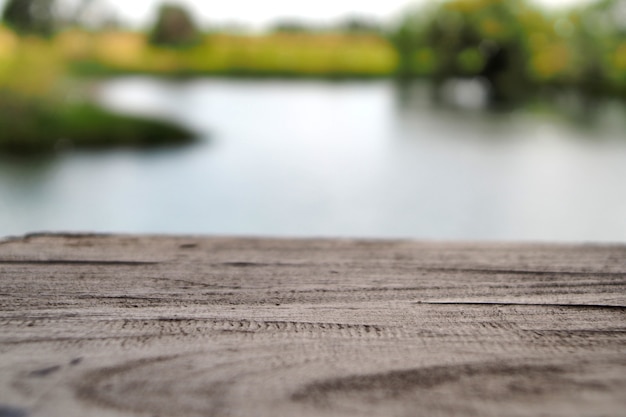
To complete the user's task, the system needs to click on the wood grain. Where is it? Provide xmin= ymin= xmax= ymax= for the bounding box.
xmin=0 ymin=233 xmax=625 ymax=417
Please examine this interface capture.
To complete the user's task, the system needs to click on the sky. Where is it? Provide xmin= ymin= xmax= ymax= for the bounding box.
xmin=0 ymin=0 xmax=597 ymax=29
xmin=100 ymin=0 xmax=595 ymax=28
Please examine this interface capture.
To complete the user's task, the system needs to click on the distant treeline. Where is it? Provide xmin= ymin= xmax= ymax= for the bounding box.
xmin=1 ymin=0 xmax=625 ymax=102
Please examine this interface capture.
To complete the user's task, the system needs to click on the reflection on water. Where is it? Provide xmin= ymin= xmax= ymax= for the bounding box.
xmin=1 ymin=78 xmax=626 ymax=241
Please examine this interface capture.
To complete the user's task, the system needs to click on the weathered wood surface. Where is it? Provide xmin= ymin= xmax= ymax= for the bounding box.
xmin=0 ymin=233 xmax=625 ymax=417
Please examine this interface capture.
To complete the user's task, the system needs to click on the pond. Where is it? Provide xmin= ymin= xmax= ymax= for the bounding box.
xmin=1 ymin=77 xmax=626 ymax=242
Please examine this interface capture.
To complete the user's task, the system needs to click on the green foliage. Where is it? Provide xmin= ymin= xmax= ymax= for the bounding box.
xmin=389 ymin=0 xmax=626 ymax=101
xmin=388 ymin=9 xmax=431 ymax=78
xmin=149 ymin=3 xmax=199 ymax=48
xmin=568 ymin=0 xmax=626 ymax=96
xmin=1 ymin=0 xmax=57 ymax=36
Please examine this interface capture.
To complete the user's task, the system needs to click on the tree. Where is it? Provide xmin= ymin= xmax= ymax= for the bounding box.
xmin=388 ymin=11 xmax=429 ymax=79
xmin=571 ymin=0 xmax=626 ymax=96
xmin=390 ymin=0 xmax=530 ymax=102
xmin=149 ymin=3 xmax=199 ymax=47
xmin=1 ymin=0 xmax=57 ymax=36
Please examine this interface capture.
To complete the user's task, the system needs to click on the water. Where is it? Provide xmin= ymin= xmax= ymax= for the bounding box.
xmin=1 ymin=77 xmax=626 ymax=241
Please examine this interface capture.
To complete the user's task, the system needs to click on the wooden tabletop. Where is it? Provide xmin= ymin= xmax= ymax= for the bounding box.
xmin=1 ymin=233 xmax=625 ymax=417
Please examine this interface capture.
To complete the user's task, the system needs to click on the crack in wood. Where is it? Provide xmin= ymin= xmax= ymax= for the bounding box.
xmin=0 ymin=260 xmax=158 ymax=266
xmin=417 ymin=267 xmax=626 ymax=277
xmin=415 ymin=301 xmax=626 ymax=310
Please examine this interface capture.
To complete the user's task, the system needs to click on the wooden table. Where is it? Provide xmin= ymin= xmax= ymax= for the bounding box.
xmin=1 ymin=233 xmax=625 ymax=417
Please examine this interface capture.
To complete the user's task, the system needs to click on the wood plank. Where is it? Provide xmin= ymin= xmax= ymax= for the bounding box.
xmin=0 ymin=233 xmax=625 ymax=417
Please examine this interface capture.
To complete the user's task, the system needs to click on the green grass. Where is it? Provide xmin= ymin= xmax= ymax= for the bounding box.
xmin=0 ymin=92 xmax=196 ymax=154
xmin=61 ymin=31 xmax=398 ymax=79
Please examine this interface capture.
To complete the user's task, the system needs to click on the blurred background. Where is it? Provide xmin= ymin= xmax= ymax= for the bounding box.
xmin=0 ymin=0 xmax=625 ymax=242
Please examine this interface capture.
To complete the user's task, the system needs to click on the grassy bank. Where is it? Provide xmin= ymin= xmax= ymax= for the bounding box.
xmin=0 ymin=93 xmax=195 ymax=154
xmin=0 ymin=28 xmax=195 ymax=154
xmin=62 ymin=31 xmax=398 ymax=78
